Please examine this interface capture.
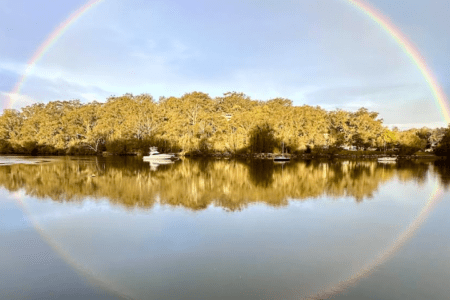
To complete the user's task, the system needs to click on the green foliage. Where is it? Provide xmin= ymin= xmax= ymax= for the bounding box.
xmin=0 ymin=139 xmax=13 ymax=154
xmin=398 ymin=146 xmax=420 ymax=155
xmin=434 ymin=127 xmax=450 ymax=157
xmin=0 ymin=92 xmax=445 ymax=156
xmin=248 ymin=123 xmax=277 ymax=153
xmin=106 ymin=139 xmax=128 ymax=155
xmin=22 ymin=140 xmax=38 ymax=155
xmin=66 ymin=145 xmax=96 ymax=155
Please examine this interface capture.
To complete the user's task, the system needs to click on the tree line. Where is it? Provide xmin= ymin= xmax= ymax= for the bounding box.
xmin=0 ymin=91 xmax=448 ymax=156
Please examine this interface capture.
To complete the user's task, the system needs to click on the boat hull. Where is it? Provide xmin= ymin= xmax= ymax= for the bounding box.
xmin=377 ymin=157 xmax=397 ymax=162
xmin=273 ymin=156 xmax=290 ymax=162
xmin=143 ymin=156 xmax=176 ymax=161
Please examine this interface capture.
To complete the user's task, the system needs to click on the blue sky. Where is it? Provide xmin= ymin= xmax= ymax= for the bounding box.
xmin=0 ymin=0 xmax=449 ymax=129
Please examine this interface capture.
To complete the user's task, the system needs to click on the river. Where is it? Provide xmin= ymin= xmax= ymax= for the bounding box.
xmin=0 ymin=156 xmax=449 ymax=299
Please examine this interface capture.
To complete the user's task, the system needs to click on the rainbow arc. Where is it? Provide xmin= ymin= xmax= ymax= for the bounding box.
xmin=6 ymin=0 xmax=449 ymax=299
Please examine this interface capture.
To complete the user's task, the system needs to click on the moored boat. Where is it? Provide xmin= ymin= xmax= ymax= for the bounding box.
xmin=377 ymin=156 xmax=397 ymax=162
xmin=273 ymin=155 xmax=290 ymax=162
xmin=143 ymin=147 xmax=178 ymax=161
xmin=273 ymin=142 xmax=290 ymax=162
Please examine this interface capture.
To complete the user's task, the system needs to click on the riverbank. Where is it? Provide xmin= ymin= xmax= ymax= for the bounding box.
xmin=0 ymin=150 xmax=445 ymax=161
xmin=180 ymin=150 xmax=444 ymax=161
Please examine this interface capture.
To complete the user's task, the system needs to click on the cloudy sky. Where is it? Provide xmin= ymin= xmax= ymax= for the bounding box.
xmin=1 ymin=0 xmax=449 ymax=129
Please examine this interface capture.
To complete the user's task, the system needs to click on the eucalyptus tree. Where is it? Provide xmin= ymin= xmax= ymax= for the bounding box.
xmin=122 ymin=94 xmax=160 ymax=140
xmin=157 ymin=92 xmax=215 ymax=152
xmin=378 ymin=128 xmax=398 ymax=150
xmin=20 ymin=100 xmax=81 ymax=149
xmin=265 ymin=98 xmax=292 ymax=150
xmin=328 ymin=109 xmax=352 ymax=147
xmin=158 ymin=96 xmax=186 ymax=150
xmin=290 ymin=105 xmax=329 ymax=150
xmin=215 ymin=92 xmax=260 ymax=152
xmin=20 ymin=103 xmax=45 ymax=143
xmin=63 ymin=101 xmax=103 ymax=152
xmin=349 ymin=108 xmax=384 ymax=149
xmin=96 ymin=94 xmax=134 ymax=141
xmin=0 ymin=109 xmax=23 ymax=143
xmin=396 ymin=129 xmax=427 ymax=153
xmin=184 ymin=91 xmax=216 ymax=150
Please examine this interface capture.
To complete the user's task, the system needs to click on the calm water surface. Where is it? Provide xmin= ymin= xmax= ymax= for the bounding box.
xmin=0 ymin=157 xmax=449 ymax=300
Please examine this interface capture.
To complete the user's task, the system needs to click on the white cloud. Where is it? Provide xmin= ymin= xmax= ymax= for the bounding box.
xmin=0 ymin=60 xmax=28 ymax=75
xmin=386 ymin=122 xmax=448 ymax=130
xmin=1 ymin=0 xmax=447 ymax=132
xmin=80 ymin=93 xmax=103 ymax=102
xmin=0 ymin=92 xmax=36 ymax=109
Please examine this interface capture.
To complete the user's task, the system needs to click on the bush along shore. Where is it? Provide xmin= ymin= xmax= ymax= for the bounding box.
xmin=0 ymin=92 xmax=449 ymax=159
xmin=180 ymin=149 xmax=442 ymax=160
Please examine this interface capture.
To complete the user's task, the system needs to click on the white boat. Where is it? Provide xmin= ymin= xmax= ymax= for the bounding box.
xmin=273 ymin=142 xmax=290 ymax=162
xmin=273 ymin=155 xmax=290 ymax=161
xmin=143 ymin=147 xmax=178 ymax=161
xmin=378 ymin=140 xmax=397 ymax=162
xmin=377 ymin=156 xmax=397 ymax=162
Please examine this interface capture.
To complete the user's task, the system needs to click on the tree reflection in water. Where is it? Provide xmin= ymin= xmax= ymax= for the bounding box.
xmin=434 ymin=160 xmax=450 ymax=189
xmin=0 ymin=157 xmax=440 ymax=211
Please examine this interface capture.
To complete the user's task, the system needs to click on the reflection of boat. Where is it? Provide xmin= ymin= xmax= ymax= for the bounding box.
xmin=378 ymin=160 xmax=397 ymax=164
xmin=377 ymin=157 xmax=397 ymax=162
xmin=143 ymin=147 xmax=178 ymax=161
xmin=148 ymin=160 xmax=174 ymax=171
xmin=273 ymin=142 xmax=291 ymax=162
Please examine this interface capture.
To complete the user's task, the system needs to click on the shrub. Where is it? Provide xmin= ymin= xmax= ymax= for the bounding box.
xmin=106 ymin=139 xmax=127 ymax=155
xmin=0 ymin=140 xmax=13 ymax=154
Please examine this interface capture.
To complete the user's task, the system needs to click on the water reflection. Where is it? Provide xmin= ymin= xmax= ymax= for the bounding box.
xmin=2 ymin=156 xmax=449 ymax=300
xmin=0 ymin=157 xmax=441 ymax=210
xmin=434 ymin=160 xmax=450 ymax=188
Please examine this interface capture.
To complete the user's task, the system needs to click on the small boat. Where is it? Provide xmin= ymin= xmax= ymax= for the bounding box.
xmin=273 ymin=155 xmax=290 ymax=162
xmin=377 ymin=156 xmax=397 ymax=162
xmin=378 ymin=140 xmax=397 ymax=162
xmin=143 ymin=147 xmax=178 ymax=161
xmin=273 ymin=142 xmax=290 ymax=162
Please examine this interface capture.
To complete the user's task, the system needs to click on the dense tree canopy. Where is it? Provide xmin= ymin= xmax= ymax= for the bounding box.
xmin=0 ymin=92 xmax=447 ymax=155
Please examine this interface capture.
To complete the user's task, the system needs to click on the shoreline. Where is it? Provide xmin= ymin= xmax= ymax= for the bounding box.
xmin=0 ymin=152 xmax=444 ymax=161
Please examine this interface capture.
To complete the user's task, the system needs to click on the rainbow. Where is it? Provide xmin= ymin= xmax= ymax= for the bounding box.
xmin=7 ymin=0 xmax=104 ymax=108
xmin=5 ymin=0 xmax=450 ymax=299
xmin=6 ymin=0 xmax=450 ymax=125
xmin=303 ymin=183 xmax=444 ymax=299
xmin=299 ymin=2 xmax=450 ymax=297
xmin=347 ymin=0 xmax=450 ymax=124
